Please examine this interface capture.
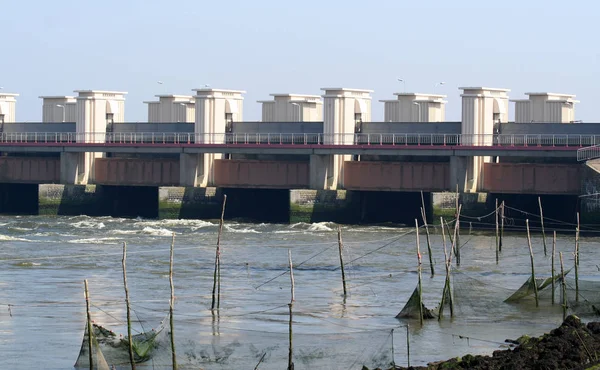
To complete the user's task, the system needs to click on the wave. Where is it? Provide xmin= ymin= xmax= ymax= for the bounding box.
xmin=307 ymin=222 xmax=334 ymax=232
xmin=71 ymin=221 xmax=106 ymax=229
xmin=68 ymin=237 xmax=122 ymax=244
xmin=13 ymin=262 xmax=42 ymax=267
xmin=141 ymin=227 xmax=174 ymax=236
xmin=0 ymin=234 xmax=31 ymax=242
xmin=135 ymin=219 xmax=215 ymax=231
xmin=224 ymin=225 xmax=261 ymax=234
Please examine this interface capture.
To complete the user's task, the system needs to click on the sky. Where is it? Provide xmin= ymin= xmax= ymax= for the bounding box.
xmin=1 ymin=0 xmax=599 ymax=122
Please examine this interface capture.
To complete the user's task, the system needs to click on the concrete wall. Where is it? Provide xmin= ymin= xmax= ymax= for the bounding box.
xmin=360 ymin=122 xmax=461 ymax=134
xmin=112 ymin=123 xmax=194 ymax=133
xmin=500 ymin=122 xmax=600 ymax=135
xmin=213 ymin=159 xmax=309 ymax=188
xmin=0 ymin=157 xmax=60 ymax=183
xmin=94 ymin=158 xmax=180 ymax=186
xmin=343 ymin=161 xmax=450 ymax=191
xmin=232 ymin=122 xmax=323 ymax=134
xmin=482 ymin=163 xmax=582 ymax=194
xmin=2 ymin=122 xmax=75 ymax=133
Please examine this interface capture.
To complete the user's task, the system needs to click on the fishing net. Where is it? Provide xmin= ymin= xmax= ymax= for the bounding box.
xmin=74 ymin=317 xmax=168 ymax=368
xmin=504 ymin=271 xmax=569 ymax=303
xmin=563 ymin=277 xmax=600 ymax=317
xmin=73 ymin=323 xmax=112 ymax=370
xmin=396 ymin=285 xmax=437 ymax=320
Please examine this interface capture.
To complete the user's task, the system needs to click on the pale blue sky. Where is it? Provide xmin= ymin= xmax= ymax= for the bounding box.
xmin=1 ymin=0 xmax=598 ymax=122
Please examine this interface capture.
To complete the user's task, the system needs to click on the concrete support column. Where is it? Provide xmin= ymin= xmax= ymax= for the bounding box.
xmin=321 ymin=87 xmax=373 ymax=189
xmin=309 ymin=154 xmax=331 ymax=189
xmin=74 ymin=90 xmax=127 ymax=184
xmin=60 ymin=152 xmax=82 ymax=184
xmin=460 ymin=87 xmax=510 ymax=192
xmin=193 ymin=88 xmax=245 ymax=187
xmin=449 ymin=156 xmax=468 ymax=193
xmin=179 ymin=153 xmax=203 ymax=187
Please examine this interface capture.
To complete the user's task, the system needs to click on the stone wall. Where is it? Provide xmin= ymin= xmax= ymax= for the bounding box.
xmin=158 ymin=186 xmax=223 ymax=220
xmin=290 ymin=189 xmax=359 ymax=223
xmin=39 ymin=184 xmax=101 ymax=216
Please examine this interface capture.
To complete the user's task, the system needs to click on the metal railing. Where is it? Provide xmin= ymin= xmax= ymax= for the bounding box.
xmin=0 ymin=132 xmax=599 ymax=148
xmin=577 ymin=145 xmax=600 ymax=161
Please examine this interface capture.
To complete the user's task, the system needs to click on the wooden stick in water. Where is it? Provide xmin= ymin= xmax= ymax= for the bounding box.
xmin=575 ymin=224 xmax=580 ymax=303
xmin=169 ymin=233 xmax=177 ymax=369
xmin=539 ymin=197 xmax=547 ymax=256
xmin=288 ymin=250 xmax=295 ymax=370
xmin=84 ymin=279 xmax=94 ymax=370
xmin=439 ymin=217 xmax=454 ymax=319
xmin=420 ymin=205 xmax=434 ymax=277
xmin=337 ymin=226 xmax=347 ymax=297
xmin=500 ymin=201 xmax=504 ymax=252
xmin=495 ymin=198 xmax=499 ymax=264
xmin=406 ymin=324 xmax=410 ymax=368
xmin=576 ymin=212 xmax=580 ymax=266
xmin=453 ymin=205 xmax=462 ymax=266
xmin=415 ymin=219 xmax=423 ymax=326
xmin=552 ymin=231 xmax=556 ymax=305
xmin=560 ymin=252 xmax=567 ymax=321
xmin=211 ymin=195 xmax=227 ymax=310
xmin=122 ymin=242 xmax=136 ymax=370
xmin=526 ymin=220 xmax=539 ymax=307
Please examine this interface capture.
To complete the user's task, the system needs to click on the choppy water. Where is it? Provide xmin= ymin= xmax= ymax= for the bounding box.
xmin=0 ymin=215 xmax=599 ymax=369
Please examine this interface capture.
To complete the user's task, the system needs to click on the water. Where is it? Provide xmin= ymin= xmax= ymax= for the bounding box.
xmin=0 ymin=215 xmax=598 ymax=369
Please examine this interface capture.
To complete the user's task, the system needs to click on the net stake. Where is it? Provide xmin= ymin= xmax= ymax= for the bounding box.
xmin=575 ymin=220 xmax=580 ymax=303
xmin=288 ymin=249 xmax=295 ymax=370
xmin=526 ymin=220 xmax=539 ymax=307
xmin=495 ymin=198 xmax=499 ymax=264
xmin=84 ymin=279 xmax=93 ymax=370
xmin=560 ymin=252 xmax=567 ymax=320
xmin=552 ymin=231 xmax=556 ymax=305
xmin=539 ymin=197 xmax=547 ymax=256
xmin=337 ymin=226 xmax=347 ymax=297
xmin=122 ymin=242 xmax=136 ymax=369
xmin=500 ymin=201 xmax=504 ymax=251
xmin=415 ymin=219 xmax=423 ymax=326
xmin=169 ymin=233 xmax=177 ymax=369
xmin=211 ymin=195 xmax=227 ymax=310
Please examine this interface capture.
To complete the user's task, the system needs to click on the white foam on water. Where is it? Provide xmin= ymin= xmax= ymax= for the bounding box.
xmin=71 ymin=221 xmax=106 ymax=229
xmin=141 ymin=227 xmax=174 ymax=236
xmin=68 ymin=237 xmax=122 ymax=244
xmin=0 ymin=234 xmax=31 ymax=242
xmin=224 ymin=224 xmax=261 ymax=234
xmin=14 ymin=261 xmax=42 ymax=267
xmin=307 ymin=222 xmax=334 ymax=232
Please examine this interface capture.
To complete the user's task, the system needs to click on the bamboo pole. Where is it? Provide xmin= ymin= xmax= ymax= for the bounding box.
xmin=406 ymin=324 xmax=410 ymax=368
xmin=525 ymin=220 xmax=539 ymax=307
xmin=576 ymin=212 xmax=580 ymax=266
xmin=391 ymin=328 xmax=395 ymax=368
xmin=122 ymin=242 xmax=136 ymax=370
xmin=415 ymin=219 xmax=423 ymax=326
xmin=575 ymin=223 xmax=580 ymax=303
xmin=439 ymin=217 xmax=454 ymax=319
xmin=444 ymin=219 xmax=454 ymax=246
xmin=337 ymin=226 xmax=347 ymax=297
xmin=500 ymin=201 xmax=504 ymax=252
xmin=551 ymin=231 xmax=556 ymax=305
xmin=469 ymin=222 xmax=472 ymax=235
xmin=288 ymin=250 xmax=295 ymax=370
xmin=84 ymin=279 xmax=94 ymax=370
xmin=538 ymin=197 xmax=547 ymax=256
xmin=455 ymin=187 xmax=460 ymax=262
xmin=453 ymin=205 xmax=462 ymax=266
xmin=560 ymin=252 xmax=567 ymax=320
xmin=169 ymin=233 xmax=177 ymax=369
xmin=495 ymin=198 xmax=499 ymax=264
xmin=420 ymin=205 xmax=434 ymax=277
xmin=211 ymin=195 xmax=227 ymax=310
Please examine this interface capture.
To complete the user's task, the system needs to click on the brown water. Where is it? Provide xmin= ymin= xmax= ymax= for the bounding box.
xmin=0 ymin=215 xmax=598 ymax=369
